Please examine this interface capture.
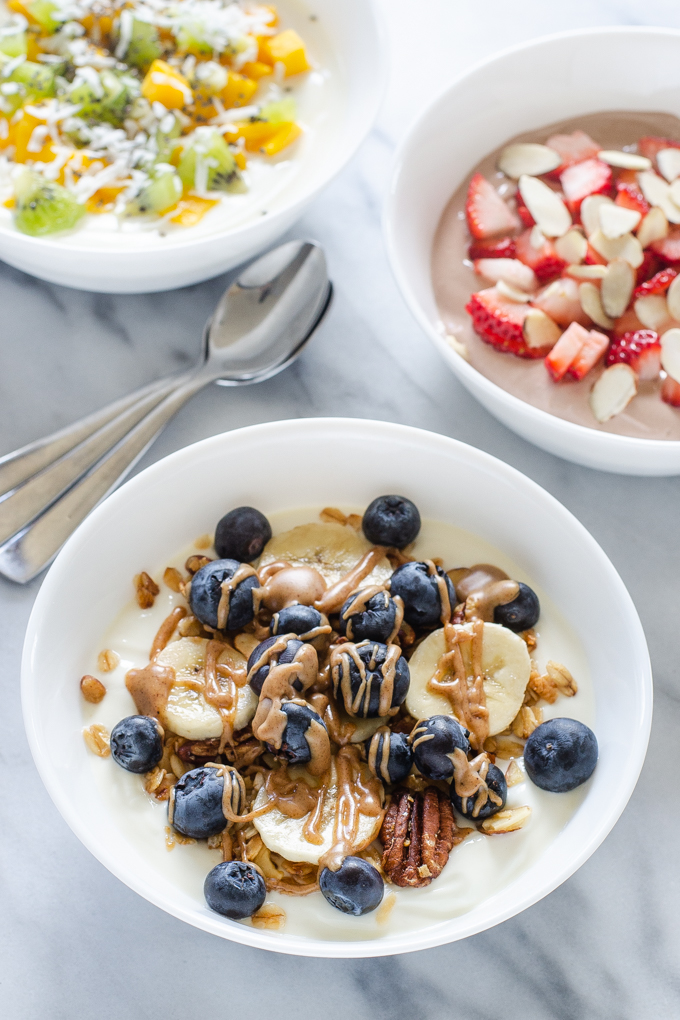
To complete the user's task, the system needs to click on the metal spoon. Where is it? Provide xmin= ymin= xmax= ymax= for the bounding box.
xmin=0 ymin=239 xmax=331 ymax=584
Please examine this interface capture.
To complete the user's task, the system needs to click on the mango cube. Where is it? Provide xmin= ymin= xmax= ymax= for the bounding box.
xmin=221 ymin=72 xmax=257 ymax=108
xmin=141 ymin=59 xmax=192 ymax=110
xmin=261 ymin=30 xmax=310 ymax=76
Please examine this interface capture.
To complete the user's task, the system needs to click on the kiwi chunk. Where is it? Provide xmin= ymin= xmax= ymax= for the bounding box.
xmin=28 ymin=0 xmax=62 ymax=34
xmin=0 ymin=29 xmax=28 ymax=59
xmin=259 ymin=98 xmax=297 ymax=124
xmin=14 ymin=169 xmax=85 ymax=236
xmin=70 ymin=70 xmax=134 ymax=126
xmin=177 ymin=127 xmax=244 ymax=193
xmin=174 ymin=22 xmax=213 ymax=58
xmin=125 ymin=168 xmax=182 ymax=216
xmin=10 ymin=61 xmax=56 ymax=99
xmin=121 ymin=18 xmax=162 ymax=71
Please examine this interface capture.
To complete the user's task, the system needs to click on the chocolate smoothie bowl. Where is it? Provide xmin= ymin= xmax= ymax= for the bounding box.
xmin=386 ymin=27 xmax=680 ymax=473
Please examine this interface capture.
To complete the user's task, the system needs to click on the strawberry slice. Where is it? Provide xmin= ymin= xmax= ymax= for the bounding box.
xmin=560 ymin=159 xmax=612 ymax=214
xmin=515 ymin=230 xmax=566 ymax=284
xmin=634 ymin=268 xmax=678 ymax=297
xmin=515 ymin=192 xmax=535 ymax=228
xmin=638 ymin=136 xmax=680 ymax=168
xmin=651 ymin=227 xmax=680 ymax=265
xmin=615 ymin=181 xmax=650 ymax=216
xmin=532 ymin=276 xmax=589 ymax=327
xmin=661 ymin=375 xmax=680 ymax=406
xmin=468 ymin=237 xmax=517 ymax=260
xmin=545 ymin=321 xmax=590 ymax=381
xmin=546 ymin=130 xmax=600 ymax=174
xmin=636 ymin=249 xmax=661 ymax=285
xmin=568 ymin=329 xmax=609 ymax=380
xmin=466 ymin=287 xmax=551 ymax=358
xmin=466 ymin=173 xmax=520 ymax=240
xmin=606 ymin=329 xmax=662 ymax=381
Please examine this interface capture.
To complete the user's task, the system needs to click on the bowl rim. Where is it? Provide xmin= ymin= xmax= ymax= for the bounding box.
xmin=21 ymin=417 xmax=653 ymax=957
xmin=0 ymin=0 xmax=388 ymax=257
xmin=383 ymin=25 xmax=680 ymax=457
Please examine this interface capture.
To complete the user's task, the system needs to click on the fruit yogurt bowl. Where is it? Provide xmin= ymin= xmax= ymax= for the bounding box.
xmin=0 ymin=0 xmax=384 ymax=291
xmin=385 ymin=27 xmax=680 ymax=474
xmin=22 ymin=418 xmax=652 ymax=957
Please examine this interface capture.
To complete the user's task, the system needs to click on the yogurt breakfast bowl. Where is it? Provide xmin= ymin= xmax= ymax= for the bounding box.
xmin=0 ymin=0 xmax=385 ymax=291
xmin=21 ymin=418 xmax=652 ymax=956
xmin=385 ymin=27 xmax=680 ymax=474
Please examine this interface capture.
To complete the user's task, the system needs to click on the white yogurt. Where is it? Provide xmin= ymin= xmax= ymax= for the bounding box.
xmin=82 ymin=507 xmax=595 ymax=943
xmin=0 ymin=0 xmax=343 ymax=246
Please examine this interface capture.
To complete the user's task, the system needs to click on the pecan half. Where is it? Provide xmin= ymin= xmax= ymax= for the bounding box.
xmin=176 ymin=738 xmax=221 ymax=766
xmin=380 ymin=787 xmax=469 ymax=888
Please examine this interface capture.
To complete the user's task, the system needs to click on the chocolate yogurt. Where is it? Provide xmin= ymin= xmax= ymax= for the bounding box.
xmin=432 ymin=111 xmax=680 ymax=440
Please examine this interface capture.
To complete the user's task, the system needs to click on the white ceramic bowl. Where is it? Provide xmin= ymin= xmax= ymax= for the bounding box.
xmin=22 ymin=418 xmax=651 ymax=957
xmin=0 ymin=0 xmax=385 ymax=293
xmin=385 ymin=27 xmax=680 ymax=475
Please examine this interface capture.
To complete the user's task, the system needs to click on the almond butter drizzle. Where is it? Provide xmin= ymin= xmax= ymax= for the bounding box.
xmin=450 ymin=747 xmax=502 ymax=818
xmin=308 ymin=692 xmax=357 ymax=745
xmin=149 ymin=606 xmax=187 ymax=660
xmin=449 ymin=564 xmax=519 ymax=622
xmin=258 ymin=565 xmax=327 ymax=612
xmin=202 ymin=640 xmax=242 ymax=751
xmin=330 ymin=641 xmax=402 ymax=719
xmin=314 ymin=547 xmax=387 ymax=616
xmin=367 ymin=727 xmax=393 ymax=783
xmin=425 ymin=559 xmax=453 ymax=625
xmin=125 ymin=662 xmax=176 ymax=719
xmin=251 ymin=638 xmax=319 ymax=752
xmin=265 ymin=767 xmax=330 ymax=844
xmin=216 ymin=563 xmax=258 ymax=631
xmin=428 ymin=621 xmax=489 ymax=751
xmin=340 ymin=586 xmax=404 ymax=644
xmin=169 ymin=762 xmax=267 ymax=827
xmin=270 ymin=613 xmax=332 ymax=641
xmin=319 ymin=746 xmax=384 ymax=872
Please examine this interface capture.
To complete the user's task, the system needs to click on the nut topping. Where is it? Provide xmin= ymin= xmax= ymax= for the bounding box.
xmin=380 ymin=787 xmax=472 ymax=888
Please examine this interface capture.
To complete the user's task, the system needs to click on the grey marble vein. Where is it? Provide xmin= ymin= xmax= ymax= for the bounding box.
xmin=2 ymin=2 xmax=680 ymax=1017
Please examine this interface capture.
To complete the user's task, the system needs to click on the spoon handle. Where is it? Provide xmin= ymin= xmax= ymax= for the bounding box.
xmin=0 ymin=372 xmax=205 ymax=583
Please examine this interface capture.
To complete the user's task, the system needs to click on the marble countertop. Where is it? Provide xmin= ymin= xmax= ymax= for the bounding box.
xmin=3 ymin=2 xmax=680 ymax=1016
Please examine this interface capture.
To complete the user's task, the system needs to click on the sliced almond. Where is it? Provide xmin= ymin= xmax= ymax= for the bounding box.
xmin=481 ymin=805 xmax=532 ymax=834
xmin=498 ymin=143 xmax=562 ymax=178
xmin=670 ymin=178 xmax=680 ymax=210
xmin=504 ymin=759 xmax=524 ymax=788
xmin=657 ymin=148 xmax=680 ymax=183
xmin=637 ymin=170 xmax=680 ymax=224
xmin=634 ymin=294 xmax=670 ymax=331
xmin=666 ymin=274 xmax=680 ymax=322
xmin=579 ymin=281 xmax=614 ymax=329
xmin=566 ymin=263 xmax=608 ymax=280
xmin=601 ymin=259 xmax=635 ymax=319
xmin=554 ymin=228 xmax=587 ymax=264
xmin=497 ymin=279 xmax=532 ymax=303
xmin=589 ymin=364 xmax=637 ymax=422
xmin=529 ymin=224 xmax=547 ymax=249
xmin=474 ymin=258 xmax=537 ymax=292
xmin=518 ymin=174 xmax=572 ymax=238
xmin=522 ymin=307 xmax=562 ymax=349
xmin=588 ymin=229 xmax=644 ymax=268
xmin=580 ymin=194 xmax=614 ymax=237
xmin=660 ymin=327 xmax=680 ymax=382
xmin=636 ymin=206 xmax=668 ymax=248
xmin=597 ymin=149 xmax=651 ymax=170
xmin=599 ymin=203 xmax=641 ymax=239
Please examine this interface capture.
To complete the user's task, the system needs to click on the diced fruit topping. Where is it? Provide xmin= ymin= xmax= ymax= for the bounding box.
xmin=579 ymin=281 xmax=614 ymax=330
xmin=661 ymin=376 xmax=680 ymax=406
xmin=546 ymin=130 xmax=600 ymax=171
xmin=635 ymin=249 xmax=662 ymax=285
xmin=532 ymin=276 xmax=589 ymax=327
xmin=13 ymin=168 xmax=85 ymax=236
xmin=657 ymin=148 xmax=680 ymax=183
xmin=468 ymin=237 xmax=517 ymax=261
xmin=601 ymin=259 xmax=635 ymax=319
xmin=568 ymin=329 xmax=609 ymax=381
xmin=615 ymin=181 xmax=650 ymax=216
xmin=634 ymin=268 xmax=677 ymax=297
xmin=589 ymin=363 xmax=638 ymax=421
xmin=559 ymin=159 xmax=612 ymax=213
xmin=498 ymin=143 xmax=561 ymax=178
xmin=473 ymin=258 xmax=537 ymax=291
xmin=544 ymin=321 xmax=591 ymax=381
xmin=606 ymin=330 xmax=662 ymax=381
xmin=597 ymin=150 xmax=651 ymax=170
xmin=660 ymin=327 xmax=680 ymax=382
xmin=514 ymin=191 xmax=535 ymax=228
xmin=465 ymin=173 xmax=520 ymax=239
xmin=515 ymin=229 xmax=567 ymax=283
xmin=522 ymin=308 xmax=561 ymax=350
xmin=518 ymin=175 xmax=571 ymax=237
xmin=599 ymin=203 xmax=641 ymax=239
xmin=466 ymin=287 xmax=552 ymax=358
xmin=638 ymin=136 xmax=680 ymax=167
xmin=651 ymin=226 xmax=680 ymax=264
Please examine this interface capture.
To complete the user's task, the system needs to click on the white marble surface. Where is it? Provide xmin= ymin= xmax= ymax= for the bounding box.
xmin=3 ymin=1 xmax=680 ymax=1015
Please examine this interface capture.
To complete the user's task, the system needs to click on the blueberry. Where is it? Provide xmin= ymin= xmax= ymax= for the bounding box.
xmin=411 ymin=715 xmax=470 ymax=781
xmin=450 ymin=762 xmax=507 ymax=820
xmin=389 ymin=561 xmax=455 ymax=630
xmin=319 ymin=856 xmax=384 ymax=915
xmin=265 ymin=701 xmax=327 ymax=766
xmin=362 ymin=495 xmax=421 ymax=549
xmin=170 ymin=766 xmax=244 ymax=839
xmin=204 ymin=860 xmax=266 ymax=919
xmin=247 ymin=635 xmax=309 ymax=696
xmin=189 ymin=558 xmax=259 ymax=631
xmin=494 ymin=582 xmax=540 ymax=632
xmin=214 ymin=506 xmax=272 ymax=562
xmin=365 ymin=729 xmax=413 ymax=784
xmin=339 ymin=588 xmax=401 ymax=643
xmin=270 ymin=604 xmax=330 ymax=641
xmin=524 ymin=718 xmax=598 ymax=793
xmin=110 ymin=715 xmax=163 ymax=774
xmin=331 ymin=640 xmax=410 ymax=718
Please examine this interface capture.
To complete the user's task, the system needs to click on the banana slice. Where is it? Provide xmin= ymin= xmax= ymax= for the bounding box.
xmin=156 ymin=637 xmax=257 ymax=739
xmin=259 ymin=522 xmax=392 ymax=587
xmin=405 ymin=623 xmax=530 ymax=737
xmin=252 ymin=757 xmax=382 ymax=865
